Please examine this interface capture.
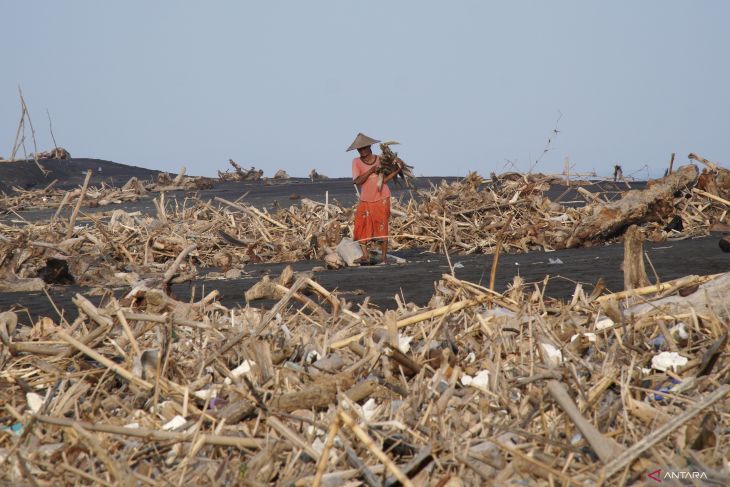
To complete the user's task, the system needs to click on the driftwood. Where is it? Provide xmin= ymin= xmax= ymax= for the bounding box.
xmin=625 ymin=272 xmax=730 ymax=319
xmin=309 ymin=169 xmax=329 ymax=181
xmin=2 ymin=160 xmax=730 ymax=483
xmin=567 ymin=164 xmax=698 ymax=247
xmin=218 ymin=159 xmax=263 ymax=181
xmin=622 ymin=225 xmax=650 ymax=290
xmin=0 ymin=254 xmax=728 ymax=485
xmin=35 ymin=147 xmax=71 ymax=160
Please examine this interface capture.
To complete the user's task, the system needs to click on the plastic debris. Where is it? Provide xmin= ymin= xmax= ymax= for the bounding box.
xmin=595 ymin=317 xmax=615 ymax=330
xmin=224 ymin=360 xmax=255 ymax=384
xmin=461 ymin=370 xmax=490 ymax=391
xmin=397 ymin=334 xmax=413 ymax=353
xmin=162 ymin=415 xmax=187 ymax=431
xmin=26 ymin=392 xmax=45 ymax=414
xmin=540 ymin=343 xmax=563 ymax=366
xmin=651 ymin=351 xmax=689 ymax=372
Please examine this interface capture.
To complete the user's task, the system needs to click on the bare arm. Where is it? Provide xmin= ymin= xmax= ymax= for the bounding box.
xmin=353 ymin=162 xmax=379 ymax=185
xmin=381 ymin=165 xmax=402 ymax=184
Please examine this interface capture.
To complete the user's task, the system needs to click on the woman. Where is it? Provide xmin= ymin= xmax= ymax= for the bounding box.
xmin=347 ymin=132 xmax=401 ymax=264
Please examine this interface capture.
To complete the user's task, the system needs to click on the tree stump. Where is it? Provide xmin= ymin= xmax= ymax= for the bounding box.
xmin=622 ymin=225 xmax=650 ymax=291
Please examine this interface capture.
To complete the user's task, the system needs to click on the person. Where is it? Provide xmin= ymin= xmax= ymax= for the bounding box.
xmin=347 ymin=132 xmax=401 ymax=265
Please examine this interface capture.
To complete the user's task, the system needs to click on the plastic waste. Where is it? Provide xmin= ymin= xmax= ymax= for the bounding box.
xmin=651 ymin=351 xmax=688 ymax=372
xmin=224 ymin=360 xmax=255 ymax=384
xmin=540 ymin=343 xmax=563 ymax=366
xmin=162 ymin=415 xmax=187 ymax=431
xmin=26 ymin=392 xmax=45 ymax=414
xmin=595 ymin=317 xmax=615 ymax=330
xmin=461 ymin=370 xmax=490 ymax=391
xmin=335 ymin=237 xmax=363 ymax=266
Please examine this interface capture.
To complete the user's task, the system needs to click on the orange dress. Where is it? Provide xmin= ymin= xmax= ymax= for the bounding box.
xmin=352 ymin=156 xmax=391 ymax=242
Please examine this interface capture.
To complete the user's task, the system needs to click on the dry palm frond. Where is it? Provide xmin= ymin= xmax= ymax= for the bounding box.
xmin=377 ymin=141 xmax=415 ymax=190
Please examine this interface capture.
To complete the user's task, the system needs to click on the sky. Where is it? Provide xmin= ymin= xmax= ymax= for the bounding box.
xmin=1 ymin=1 xmax=729 ymax=178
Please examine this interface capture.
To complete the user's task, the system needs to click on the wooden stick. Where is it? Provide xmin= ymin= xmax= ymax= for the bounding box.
xmin=688 ymin=152 xmax=720 ymax=172
xmin=313 ymin=416 xmax=341 ymax=487
xmin=66 ymin=169 xmax=92 ymax=239
xmin=51 ymin=191 xmax=71 ymax=224
xmin=489 ymin=214 xmax=513 ymax=293
xmin=602 ymin=384 xmax=730 ymax=479
xmin=693 ymin=188 xmax=730 ymax=207
xmin=546 ymin=380 xmax=624 ymax=463
xmin=595 ymin=273 xmax=720 ymax=303
xmin=668 ymin=152 xmax=675 ymax=175
xmin=34 ymin=414 xmax=265 ymax=449
xmin=163 ymin=244 xmax=197 ymax=286
xmin=493 ymin=439 xmax=589 ymax=487
xmin=267 ymin=416 xmax=321 ymax=461
xmin=116 ymin=308 xmax=141 ymax=357
xmin=204 ymin=276 xmax=307 ymax=366
xmin=72 ymin=422 xmax=125 ymax=482
xmin=338 ymin=410 xmax=414 ymax=487
xmin=55 ymin=330 xmax=153 ymax=390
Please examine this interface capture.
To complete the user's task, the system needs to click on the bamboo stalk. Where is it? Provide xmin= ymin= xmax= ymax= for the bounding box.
xmin=34 ymin=415 xmax=266 ymax=449
xmin=66 ymin=169 xmax=92 ymax=239
xmin=55 ymin=330 xmax=153 ymax=390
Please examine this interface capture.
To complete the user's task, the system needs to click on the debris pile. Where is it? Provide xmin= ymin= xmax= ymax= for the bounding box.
xmin=2 ymin=157 xmax=729 ymax=291
xmin=218 ymin=159 xmax=264 ymax=181
xmin=309 ymin=169 xmax=329 ymax=181
xmin=274 ymin=169 xmax=291 ymax=180
xmin=35 ymin=147 xmax=72 ymax=160
xmin=1 ymin=254 xmax=728 ymax=484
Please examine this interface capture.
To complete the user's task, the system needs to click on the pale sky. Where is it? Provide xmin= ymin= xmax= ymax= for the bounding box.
xmin=2 ymin=1 xmax=728 ymax=178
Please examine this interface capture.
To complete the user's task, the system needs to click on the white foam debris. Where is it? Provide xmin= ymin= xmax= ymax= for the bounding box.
xmin=595 ymin=317 xmax=615 ymax=330
xmin=162 ymin=415 xmax=187 ymax=431
xmin=361 ymin=398 xmax=379 ymax=422
xmin=305 ymin=350 xmax=321 ymax=363
xmin=671 ymin=322 xmax=689 ymax=340
xmin=461 ymin=370 xmax=490 ymax=391
xmin=193 ymin=388 xmax=218 ymax=400
xmin=397 ymin=334 xmax=413 ymax=353
xmin=651 ymin=351 xmax=688 ymax=372
xmin=466 ymin=352 xmax=476 ymax=363
xmin=540 ymin=343 xmax=563 ymax=366
xmin=224 ymin=360 xmax=255 ymax=384
xmin=26 ymin=392 xmax=45 ymax=414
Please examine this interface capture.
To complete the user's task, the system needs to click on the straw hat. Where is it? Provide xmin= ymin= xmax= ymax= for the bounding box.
xmin=346 ymin=133 xmax=380 ymax=152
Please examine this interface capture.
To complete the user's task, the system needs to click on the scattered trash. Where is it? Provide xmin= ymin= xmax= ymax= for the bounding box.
xmin=596 ymin=317 xmax=615 ymax=330
xmin=460 ymin=370 xmax=490 ymax=391
xmin=540 ymin=343 xmax=564 ymax=366
xmin=0 ymin=158 xmax=729 ymax=485
xmin=161 ymin=415 xmax=187 ymax=431
xmin=25 ymin=392 xmax=45 ymax=414
xmin=651 ymin=351 xmax=689 ymax=372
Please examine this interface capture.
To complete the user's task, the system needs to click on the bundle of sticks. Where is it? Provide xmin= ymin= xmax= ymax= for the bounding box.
xmin=377 ymin=141 xmax=415 ymax=190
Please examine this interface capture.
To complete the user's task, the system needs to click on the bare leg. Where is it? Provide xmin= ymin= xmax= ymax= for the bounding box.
xmin=359 ymin=242 xmax=369 ymax=261
xmin=380 ymin=239 xmax=388 ymax=264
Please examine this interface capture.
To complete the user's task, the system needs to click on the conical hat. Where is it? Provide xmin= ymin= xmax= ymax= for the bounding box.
xmin=346 ymin=133 xmax=380 ymax=152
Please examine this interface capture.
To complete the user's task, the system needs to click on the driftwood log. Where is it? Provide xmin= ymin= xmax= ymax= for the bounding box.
xmin=622 ymin=225 xmax=650 ymax=290
xmin=566 ymin=164 xmax=698 ymax=247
